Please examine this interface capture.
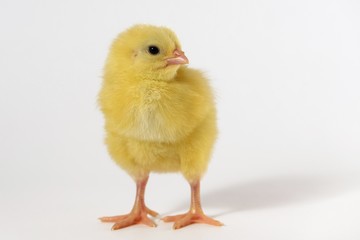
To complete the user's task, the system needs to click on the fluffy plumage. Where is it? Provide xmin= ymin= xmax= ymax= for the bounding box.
xmin=98 ymin=24 xmax=221 ymax=230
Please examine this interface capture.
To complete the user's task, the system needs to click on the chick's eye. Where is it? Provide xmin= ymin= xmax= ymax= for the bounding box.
xmin=148 ymin=46 xmax=160 ymax=55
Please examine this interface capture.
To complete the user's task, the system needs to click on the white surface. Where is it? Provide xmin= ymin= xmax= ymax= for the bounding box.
xmin=1 ymin=0 xmax=360 ymax=239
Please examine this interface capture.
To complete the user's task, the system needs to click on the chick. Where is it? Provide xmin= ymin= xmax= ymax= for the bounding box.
xmin=98 ymin=24 xmax=222 ymax=230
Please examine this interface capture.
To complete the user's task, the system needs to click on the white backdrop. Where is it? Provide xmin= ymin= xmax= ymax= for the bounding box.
xmin=1 ymin=0 xmax=360 ymax=239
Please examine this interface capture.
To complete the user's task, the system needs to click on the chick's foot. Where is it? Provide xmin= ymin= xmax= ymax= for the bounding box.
xmin=162 ymin=180 xmax=223 ymax=229
xmin=162 ymin=212 xmax=222 ymax=229
xmin=99 ymin=176 xmax=158 ymax=230
xmin=99 ymin=206 xmax=158 ymax=222
xmin=99 ymin=207 xmax=158 ymax=230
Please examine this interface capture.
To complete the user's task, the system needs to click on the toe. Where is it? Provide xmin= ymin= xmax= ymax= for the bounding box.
xmin=195 ymin=216 xmax=223 ymax=226
xmin=162 ymin=216 xmax=176 ymax=222
xmin=141 ymin=216 xmax=157 ymax=227
xmin=111 ymin=217 xmax=135 ymax=230
xmin=162 ymin=213 xmax=187 ymax=222
xmin=99 ymin=215 xmax=127 ymax=222
xmin=146 ymin=207 xmax=159 ymax=217
xmin=173 ymin=214 xmax=193 ymax=229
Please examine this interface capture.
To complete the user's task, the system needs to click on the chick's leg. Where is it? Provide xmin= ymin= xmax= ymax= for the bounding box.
xmin=99 ymin=176 xmax=158 ymax=230
xmin=162 ymin=180 xmax=223 ymax=229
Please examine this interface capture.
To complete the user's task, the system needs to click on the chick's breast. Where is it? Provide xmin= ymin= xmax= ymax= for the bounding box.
xmin=101 ymin=67 xmax=215 ymax=143
xmin=99 ymin=67 xmax=217 ymax=178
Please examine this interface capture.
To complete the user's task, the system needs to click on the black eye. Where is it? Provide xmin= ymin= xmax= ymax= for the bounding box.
xmin=148 ymin=45 xmax=160 ymax=55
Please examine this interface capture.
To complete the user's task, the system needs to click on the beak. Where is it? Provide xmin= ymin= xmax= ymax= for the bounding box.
xmin=165 ymin=49 xmax=189 ymax=66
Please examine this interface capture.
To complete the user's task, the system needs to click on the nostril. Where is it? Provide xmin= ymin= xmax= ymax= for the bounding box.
xmin=173 ymin=49 xmax=182 ymax=56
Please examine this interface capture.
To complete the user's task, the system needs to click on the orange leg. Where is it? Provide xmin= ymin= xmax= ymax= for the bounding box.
xmin=99 ymin=176 xmax=158 ymax=230
xmin=162 ymin=180 xmax=223 ymax=229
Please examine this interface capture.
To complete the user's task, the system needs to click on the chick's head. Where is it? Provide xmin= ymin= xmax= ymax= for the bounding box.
xmin=109 ymin=24 xmax=189 ymax=81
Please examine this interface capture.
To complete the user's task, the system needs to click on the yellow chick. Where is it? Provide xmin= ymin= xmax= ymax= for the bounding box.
xmin=98 ymin=24 xmax=222 ymax=230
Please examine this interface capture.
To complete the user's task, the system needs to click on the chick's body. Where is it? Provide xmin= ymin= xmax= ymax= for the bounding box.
xmin=100 ymin=66 xmax=216 ymax=180
xmin=98 ymin=25 xmax=221 ymax=230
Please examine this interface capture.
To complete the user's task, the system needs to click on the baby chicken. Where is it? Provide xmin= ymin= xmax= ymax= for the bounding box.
xmin=98 ymin=24 xmax=222 ymax=230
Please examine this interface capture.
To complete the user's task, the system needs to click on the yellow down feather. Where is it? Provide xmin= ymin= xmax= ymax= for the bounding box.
xmin=98 ymin=24 xmax=217 ymax=182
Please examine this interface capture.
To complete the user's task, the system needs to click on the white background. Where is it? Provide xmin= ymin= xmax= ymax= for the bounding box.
xmin=1 ymin=0 xmax=360 ymax=239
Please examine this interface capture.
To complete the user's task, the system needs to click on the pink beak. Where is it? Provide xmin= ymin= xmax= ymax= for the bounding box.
xmin=165 ymin=49 xmax=189 ymax=66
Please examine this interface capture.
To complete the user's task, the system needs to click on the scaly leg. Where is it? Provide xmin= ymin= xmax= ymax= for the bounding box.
xmin=99 ymin=176 xmax=158 ymax=230
xmin=162 ymin=180 xmax=223 ymax=229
